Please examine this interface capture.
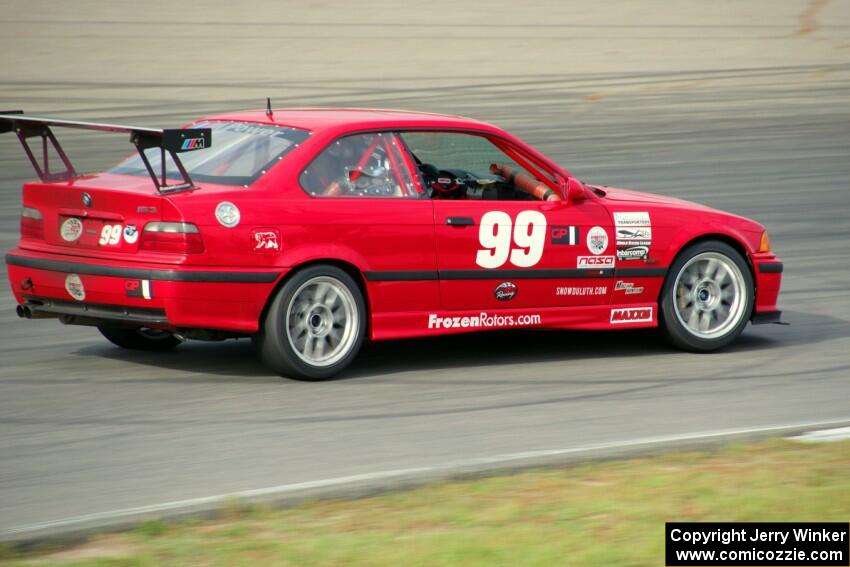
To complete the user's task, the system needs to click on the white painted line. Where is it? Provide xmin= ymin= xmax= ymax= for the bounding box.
xmin=788 ymin=426 xmax=850 ymax=443
xmin=3 ymin=416 xmax=850 ymax=539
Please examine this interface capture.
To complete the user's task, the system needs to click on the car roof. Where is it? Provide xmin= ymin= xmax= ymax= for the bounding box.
xmin=199 ymin=107 xmax=500 ymax=134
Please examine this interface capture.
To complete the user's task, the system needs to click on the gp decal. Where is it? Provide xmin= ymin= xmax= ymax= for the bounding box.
xmin=550 ymin=225 xmax=579 ymax=245
xmin=428 ymin=312 xmax=541 ymax=330
xmin=476 ymin=210 xmax=546 ymax=269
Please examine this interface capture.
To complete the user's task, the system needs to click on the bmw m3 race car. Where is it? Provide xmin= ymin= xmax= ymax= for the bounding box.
xmin=1 ymin=107 xmax=783 ymax=380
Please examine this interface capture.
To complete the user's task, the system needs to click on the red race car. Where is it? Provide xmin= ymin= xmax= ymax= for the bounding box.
xmin=1 ymin=107 xmax=783 ymax=380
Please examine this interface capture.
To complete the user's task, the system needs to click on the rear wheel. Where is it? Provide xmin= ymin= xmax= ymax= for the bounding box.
xmin=98 ymin=326 xmax=182 ymax=351
xmin=256 ymin=265 xmax=366 ymax=381
xmin=659 ymin=240 xmax=753 ymax=352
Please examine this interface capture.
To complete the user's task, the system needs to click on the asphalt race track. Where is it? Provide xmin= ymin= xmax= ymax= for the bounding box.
xmin=1 ymin=0 xmax=849 ymax=540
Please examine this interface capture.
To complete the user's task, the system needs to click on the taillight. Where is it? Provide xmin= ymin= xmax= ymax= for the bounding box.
xmin=758 ymin=231 xmax=771 ymax=253
xmin=140 ymin=222 xmax=204 ymax=254
xmin=20 ymin=206 xmax=43 ymax=239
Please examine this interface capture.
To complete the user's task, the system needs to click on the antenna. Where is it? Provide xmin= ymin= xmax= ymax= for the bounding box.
xmin=265 ymin=97 xmax=273 ymax=118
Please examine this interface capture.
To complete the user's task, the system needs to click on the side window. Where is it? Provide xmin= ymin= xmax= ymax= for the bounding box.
xmin=399 ymin=132 xmax=560 ymax=202
xmin=300 ymin=132 xmax=422 ymax=198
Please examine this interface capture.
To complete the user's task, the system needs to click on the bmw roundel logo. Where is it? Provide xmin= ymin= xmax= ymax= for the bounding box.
xmin=82 ymin=192 xmax=93 ymax=208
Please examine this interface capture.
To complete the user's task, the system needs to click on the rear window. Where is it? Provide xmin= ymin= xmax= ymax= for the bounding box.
xmin=111 ymin=121 xmax=310 ymax=186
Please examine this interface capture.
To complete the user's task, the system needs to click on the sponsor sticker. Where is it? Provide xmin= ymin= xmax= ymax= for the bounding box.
xmin=586 ymin=226 xmax=609 ymax=255
xmin=613 ymin=211 xmax=650 ymax=227
xmin=428 ymin=312 xmax=541 ymax=330
xmin=64 ymin=273 xmax=85 ymax=301
xmin=123 ymin=224 xmax=139 ymax=245
xmin=215 ymin=201 xmax=240 ymax=228
xmin=616 ymin=227 xmax=652 ymax=245
xmin=617 ymin=245 xmax=649 ymax=260
xmin=556 ymin=285 xmax=607 ymax=296
xmin=60 ymin=218 xmax=84 ymax=242
xmin=610 ymin=306 xmax=653 ymax=324
xmin=577 ymin=255 xmax=615 ymax=268
xmin=550 ymin=225 xmax=579 ymax=245
xmin=181 ymin=137 xmax=206 ymax=151
xmin=614 ymin=281 xmax=644 ymax=295
xmin=494 ymin=281 xmax=517 ymax=301
xmin=252 ymin=228 xmax=280 ymax=253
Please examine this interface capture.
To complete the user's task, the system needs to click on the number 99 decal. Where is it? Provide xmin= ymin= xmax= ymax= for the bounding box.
xmin=476 ymin=210 xmax=547 ymax=269
xmin=99 ymin=224 xmax=123 ymax=246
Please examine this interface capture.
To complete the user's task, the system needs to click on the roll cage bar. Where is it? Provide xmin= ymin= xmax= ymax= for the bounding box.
xmin=0 ymin=110 xmax=211 ymax=193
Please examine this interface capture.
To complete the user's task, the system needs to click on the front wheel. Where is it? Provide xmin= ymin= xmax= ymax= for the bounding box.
xmin=98 ymin=326 xmax=182 ymax=351
xmin=256 ymin=265 xmax=366 ymax=381
xmin=659 ymin=240 xmax=754 ymax=352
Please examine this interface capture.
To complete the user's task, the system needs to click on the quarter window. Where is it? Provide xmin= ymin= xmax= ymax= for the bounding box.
xmin=300 ymin=133 xmax=422 ymax=198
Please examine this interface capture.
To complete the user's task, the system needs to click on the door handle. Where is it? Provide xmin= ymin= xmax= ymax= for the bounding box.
xmin=445 ymin=217 xmax=474 ymax=226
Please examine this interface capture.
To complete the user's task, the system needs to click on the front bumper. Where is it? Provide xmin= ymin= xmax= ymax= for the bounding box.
xmin=6 ymin=250 xmax=284 ymax=333
xmin=751 ymin=254 xmax=783 ymax=317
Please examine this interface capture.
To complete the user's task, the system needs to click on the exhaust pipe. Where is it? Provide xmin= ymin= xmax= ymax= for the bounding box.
xmin=16 ymin=304 xmax=59 ymax=320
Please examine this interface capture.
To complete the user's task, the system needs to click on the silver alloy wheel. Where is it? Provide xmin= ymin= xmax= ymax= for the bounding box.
xmin=673 ymin=252 xmax=747 ymax=340
xmin=285 ymin=276 xmax=358 ymax=367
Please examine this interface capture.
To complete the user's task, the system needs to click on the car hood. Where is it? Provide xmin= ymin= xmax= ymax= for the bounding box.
xmin=594 ymin=186 xmax=715 ymax=211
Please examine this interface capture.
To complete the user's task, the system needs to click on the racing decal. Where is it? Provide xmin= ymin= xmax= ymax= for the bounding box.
xmin=60 ymin=218 xmax=83 ymax=242
xmin=64 ymin=273 xmax=85 ymax=301
xmin=428 ymin=312 xmax=541 ymax=330
xmin=613 ymin=212 xmax=650 ymax=227
xmin=125 ymin=279 xmax=153 ymax=300
xmin=556 ymin=285 xmax=607 ymax=296
xmin=251 ymin=228 xmax=281 ymax=254
xmin=550 ymin=225 xmax=579 ymax=245
xmin=181 ymin=137 xmax=206 ymax=151
xmin=99 ymin=224 xmax=123 ymax=246
xmin=614 ymin=211 xmax=651 ymax=260
xmin=586 ymin=226 xmax=609 ymax=255
xmin=577 ymin=255 xmax=615 ymax=269
xmin=494 ymin=281 xmax=517 ymax=301
xmin=215 ymin=201 xmax=241 ymax=228
xmin=123 ymin=224 xmax=139 ymax=245
xmin=476 ymin=210 xmax=546 ymax=269
xmin=614 ymin=281 xmax=644 ymax=295
xmin=617 ymin=246 xmax=649 ymax=261
xmin=610 ymin=306 xmax=653 ymax=324
xmin=615 ymin=227 xmax=652 ymax=245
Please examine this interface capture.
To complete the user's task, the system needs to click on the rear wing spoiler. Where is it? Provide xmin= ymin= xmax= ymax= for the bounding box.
xmin=0 ymin=110 xmax=211 ymax=193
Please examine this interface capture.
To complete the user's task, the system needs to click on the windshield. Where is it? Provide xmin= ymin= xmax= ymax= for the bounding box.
xmin=111 ymin=121 xmax=310 ymax=186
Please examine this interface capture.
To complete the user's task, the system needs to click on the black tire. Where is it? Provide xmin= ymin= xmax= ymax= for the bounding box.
xmin=659 ymin=240 xmax=754 ymax=352
xmin=98 ymin=326 xmax=182 ymax=351
xmin=256 ymin=265 xmax=367 ymax=381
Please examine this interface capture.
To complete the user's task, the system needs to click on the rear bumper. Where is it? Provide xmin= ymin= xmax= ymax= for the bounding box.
xmin=6 ymin=250 xmax=284 ymax=333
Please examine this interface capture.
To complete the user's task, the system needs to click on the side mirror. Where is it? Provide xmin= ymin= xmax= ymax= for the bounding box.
xmin=557 ymin=176 xmax=585 ymax=202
